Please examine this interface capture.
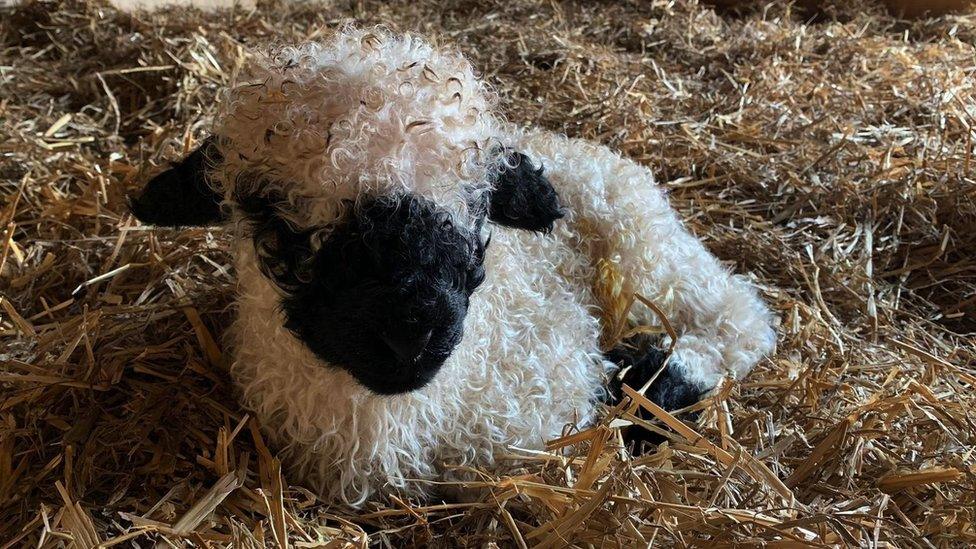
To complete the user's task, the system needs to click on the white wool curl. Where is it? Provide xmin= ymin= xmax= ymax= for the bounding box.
xmin=213 ymin=27 xmax=503 ymax=232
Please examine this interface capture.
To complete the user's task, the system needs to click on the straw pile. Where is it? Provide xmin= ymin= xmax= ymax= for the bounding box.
xmin=709 ymin=0 xmax=976 ymax=18
xmin=2 ymin=0 xmax=974 ymax=546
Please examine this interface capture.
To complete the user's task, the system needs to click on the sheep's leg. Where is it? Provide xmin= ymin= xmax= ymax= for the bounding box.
xmin=604 ymin=195 xmax=777 ymax=397
xmin=544 ymin=138 xmax=777 ymax=399
xmin=604 ymin=344 xmax=703 ymax=411
xmin=603 ymin=340 xmax=702 ymax=450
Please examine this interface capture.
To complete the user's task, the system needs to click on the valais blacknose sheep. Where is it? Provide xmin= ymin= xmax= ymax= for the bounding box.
xmin=131 ymin=28 xmax=777 ymax=505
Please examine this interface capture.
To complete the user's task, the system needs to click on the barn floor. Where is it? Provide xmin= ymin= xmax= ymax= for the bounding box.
xmin=2 ymin=0 xmax=975 ymax=546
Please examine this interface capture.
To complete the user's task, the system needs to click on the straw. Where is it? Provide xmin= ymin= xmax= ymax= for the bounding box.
xmin=2 ymin=0 xmax=974 ymax=546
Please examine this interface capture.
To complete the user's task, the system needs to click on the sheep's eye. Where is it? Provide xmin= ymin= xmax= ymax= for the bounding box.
xmin=466 ymin=264 xmax=486 ymax=292
xmin=464 ymin=232 xmax=489 ymax=293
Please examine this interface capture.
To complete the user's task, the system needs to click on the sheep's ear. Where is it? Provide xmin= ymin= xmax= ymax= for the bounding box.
xmin=129 ymin=137 xmax=225 ymax=227
xmin=488 ymin=150 xmax=564 ymax=233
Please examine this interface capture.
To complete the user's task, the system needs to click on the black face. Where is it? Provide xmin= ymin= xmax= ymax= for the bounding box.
xmin=130 ymin=140 xmax=564 ymax=395
xmin=244 ymin=193 xmax=487 ymax=395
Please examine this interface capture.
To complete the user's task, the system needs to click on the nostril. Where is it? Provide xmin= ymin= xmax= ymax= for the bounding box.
xmin=381 ymin=328 xmax=433 ymax=364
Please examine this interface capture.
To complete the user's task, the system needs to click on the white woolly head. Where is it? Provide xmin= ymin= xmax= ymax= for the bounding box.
xmin=212 ymin=27 xmax=505 ymax=233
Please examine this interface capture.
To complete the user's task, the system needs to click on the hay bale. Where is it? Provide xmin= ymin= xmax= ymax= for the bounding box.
xmin=1 ymin=0 xmax=974 ymax=546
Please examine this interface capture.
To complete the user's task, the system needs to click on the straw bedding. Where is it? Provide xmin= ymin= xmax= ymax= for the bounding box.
xmin=1 ymin=0 xmax=974 ymax=546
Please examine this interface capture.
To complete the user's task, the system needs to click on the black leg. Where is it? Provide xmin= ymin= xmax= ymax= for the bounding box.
xmin=604 ymin=342 xmax=705 ymax=452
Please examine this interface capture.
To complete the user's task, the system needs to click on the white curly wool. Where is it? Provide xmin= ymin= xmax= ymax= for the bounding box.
xmin=212 ymin=30 xmax=501 ymax=234
xmin=218 ymin=28 xmax=776 ymax=505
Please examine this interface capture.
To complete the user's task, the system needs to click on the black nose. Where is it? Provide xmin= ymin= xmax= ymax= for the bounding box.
xmin=381 ymin=328 xmax=433 ymax=364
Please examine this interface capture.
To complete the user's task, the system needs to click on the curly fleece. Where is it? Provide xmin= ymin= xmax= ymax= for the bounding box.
xmin=216 ymin=27 xmax=777 ymax=506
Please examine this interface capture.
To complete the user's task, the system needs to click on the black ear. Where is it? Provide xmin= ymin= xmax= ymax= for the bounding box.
xmin=488 ymin=150 xmax=564 ymax=233
xmin=129 ymin=137 xmax=225 ymax=226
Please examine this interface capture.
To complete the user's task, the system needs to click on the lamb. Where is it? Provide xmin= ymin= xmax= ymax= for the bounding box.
xmin=130 ymin=28 xmax=777 ymax=506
